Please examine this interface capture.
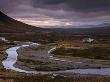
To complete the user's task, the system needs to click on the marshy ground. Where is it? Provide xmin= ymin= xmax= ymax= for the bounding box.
xmin=52 ymin=40 xmax=110 ymax=60
xmin=15 ymin=40 xmax=110 ymax=72
xmin=0 ymin=40 xmax=110 ymax=82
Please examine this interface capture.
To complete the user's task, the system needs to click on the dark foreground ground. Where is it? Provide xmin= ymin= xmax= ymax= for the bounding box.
xmin=0 ymin=72 xmax=110 ymax=82
xmin=0 ymin=32 xmax=110 ymax=82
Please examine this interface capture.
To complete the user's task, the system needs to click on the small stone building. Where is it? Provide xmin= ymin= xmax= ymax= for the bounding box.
xmin=82 ymin=38 xmax=95 ymax=43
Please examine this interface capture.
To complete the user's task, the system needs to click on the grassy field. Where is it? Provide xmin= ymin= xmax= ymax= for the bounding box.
xmin=0 ymin=40 xmax=110 ymax=82
xmin=0 ymin=74 xmax=110 ymax=82
xmin=14 ymin=75 xmax=110 ymax=82
xmin=52 ymin=40 xmax=110 ymax=60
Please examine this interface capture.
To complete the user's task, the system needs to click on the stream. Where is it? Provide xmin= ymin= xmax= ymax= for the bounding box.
xmin=2 ymin=42 xmax=110 ymax=76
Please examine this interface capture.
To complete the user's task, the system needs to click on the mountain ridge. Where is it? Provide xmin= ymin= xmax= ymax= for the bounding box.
xmin=0 ymin=11 xmax=48 ymax=33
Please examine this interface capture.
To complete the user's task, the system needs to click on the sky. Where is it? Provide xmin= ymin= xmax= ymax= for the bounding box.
xmin=0 ymin=0 xmax=110 ymax=28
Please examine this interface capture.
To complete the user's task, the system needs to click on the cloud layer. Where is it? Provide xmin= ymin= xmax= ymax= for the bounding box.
xmin=33 ymin=0 xmax=110 ymax=12
xmin=1 ymin=0 xmax=110 ymax=27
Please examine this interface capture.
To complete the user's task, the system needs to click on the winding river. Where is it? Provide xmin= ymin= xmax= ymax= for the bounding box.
xmin=2 ymin=42 xmax=110 ymax=76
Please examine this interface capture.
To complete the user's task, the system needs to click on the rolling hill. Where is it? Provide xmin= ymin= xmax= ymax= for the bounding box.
xmin=0 ymin=11 xmax=110 ymax=34
xmin=0 ymin=11 xmax=48 ymax=33
xmin=50 ymin=26 xmax=110 ymax=34
xmin=0 ymin=11 xmax=53 ymax=42
xmin=0 ymin=11 xmax=109 ymax=42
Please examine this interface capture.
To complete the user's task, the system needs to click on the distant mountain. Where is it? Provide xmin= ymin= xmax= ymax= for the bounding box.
xmin=0 ymin=11 xmax=109 ymax=36
xmin=51 ymin=26 xmax=110 ymax=34
xmin=0 ymin=11 xmax=48 ymax=33
xmin=0 ymin=11 xmax=109 ymax=43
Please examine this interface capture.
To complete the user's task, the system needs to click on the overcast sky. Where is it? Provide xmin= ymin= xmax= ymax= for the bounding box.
xmin=0 ymin=0 xmax=110 ymax=28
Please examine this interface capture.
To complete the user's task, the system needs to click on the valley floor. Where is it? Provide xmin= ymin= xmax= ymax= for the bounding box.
xmin=16 ymin=41 xmax=110 ymax=72
xmin=0 ymin=40 xmax=110 ymax=82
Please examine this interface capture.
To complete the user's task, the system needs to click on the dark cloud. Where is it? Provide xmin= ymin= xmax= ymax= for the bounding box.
xmin=1 ymin=0 xmax=110 ymax=27
xmin=0 ymin=0 xmax=21 ymax=13
xmin=1 ymin=0 xmax=110 ymax=15
xmin=33 ymin=0 xmax=110 ymax=12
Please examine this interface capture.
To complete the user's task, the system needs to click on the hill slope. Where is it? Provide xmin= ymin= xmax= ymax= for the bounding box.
xmin=0 ymin=11 xmax=47 ymax=33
